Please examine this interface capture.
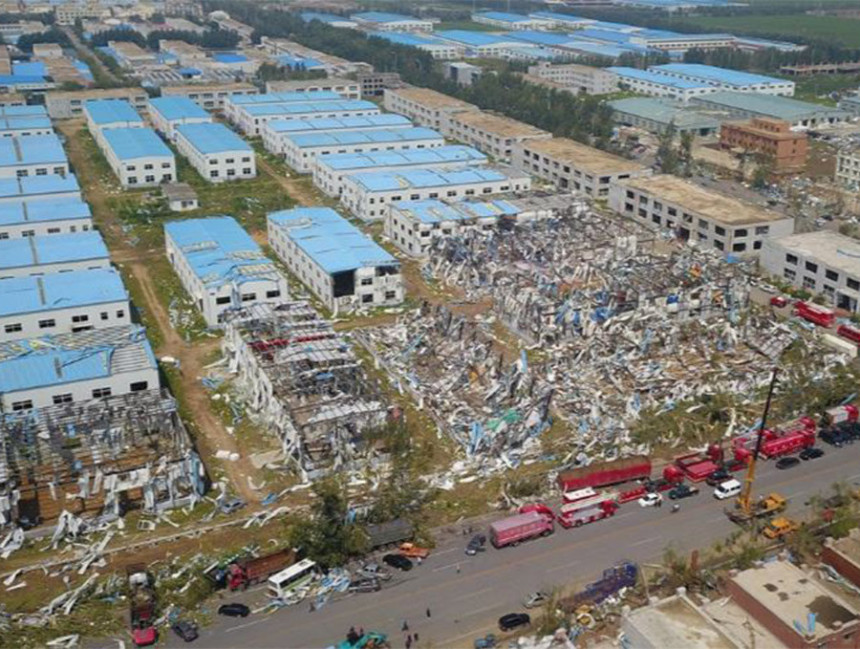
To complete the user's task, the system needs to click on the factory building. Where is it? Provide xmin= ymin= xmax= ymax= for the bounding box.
xmin=649 ymin=63 xmax=795 ymax=96
xmin=100 ymin=127 xmax=176 ymax=188
xmin=314 ymin=145 xmax=488 ymax=198
xmin=281 ymin=127 xmax=446 ymax=174
xmin=471 ymin=11 xmax=556 ymax=30
xmin=383 ymin=86 xmax=478 ymax=131
xmin=349 ymin=11 xmax=434 ymax=33
xmin=720 ymin=118 xmax=808 ymax=172
xmin=0 ymin=105 xmax=53 ymax=138
xmin=761 ymin=231 xmax=860 ymax=313
xmin=512 ymin=137 xmax=649 ymax=197
xmin=0 ymin=196 xmax=92 ymax=238
xmin=0 ymin=174 xmax=81 ymax=204
xmin=164 ymin=216 xmax=289 ymax=327
xmin=341 ymin=166 xmax=532 ymax=221
xmin=266 ymin=77 xmax=361 ymax=100
xmin=609 ymin=174 xmax=794 ymax=257
xmin=441 ymin=111 xmax=551 ymax=161
xmin=371 ymin=32 xmax=465 ymax=60
xmin=148 ymin=96 xmax=213 ymax=141
xmin=223 ymin=90 xmax=342 ymax=125
xmin=528 ymin=11 xmax=596 ymax=29
xmin=174 ymin=123 xmax=256 ymax=183
xmin=607 ymin=67 xmax=718 ymax=103
xmin=527 ymin=62 xmax=618 ymax=96
xmin=84 ymin=99 xmax=144 ymax=148
xmin=45 ymin=87 xmax=149 ymax=119
xmin=433 ymin=31 xmax=525 ymax=59
xmin=0 ymin=231 xmax=110 ymax=279
xmin=261 ymin=114 xmax=413 ymax=156
xmin=269 ymin=207 xmax=403 ymax=312
xmin=0 ymin=268 xmax=129 ymax=341
xmin=691 ymin=92 xmax=849 ymax=128
xmin=0 ymin=324 xmax=159 ymax=412
xmin=235 ymin=98 xmax=382 ymax=137
xmin=0 ymin=134 xmax=69 ymax=179
xmin=609 ymin=97 xmax=724 ymax=136
xmin=160 ymin=82 xmax=258 ymax=113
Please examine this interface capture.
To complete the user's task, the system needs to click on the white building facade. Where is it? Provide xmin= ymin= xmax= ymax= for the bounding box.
xmin=100 ymin=128 xmax=176 ymax=189
xmin=174 ymin=123 xmax=256 ymax=184
xmin=383 ymin=87 xmax=478 ymax=131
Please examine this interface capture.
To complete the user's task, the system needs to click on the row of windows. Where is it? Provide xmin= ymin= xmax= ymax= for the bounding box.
xmin=213 ymin=289 xmax=280 ymax=306
xmin=0 ymin=223 xmax=90 ymax=239
xmin=10 ymin=381 xmax=148 ymax=411
xmin=16 ymin=166 xmax=66 ymax=178
xmin=208 ymin=157 xmax=252 ymax=165
xmin=127 ymin=173 xmax=173 ymax=185
xmin=784 ymin=253 xmax=857 ymax=287
xmin=126 ymin=162 xmax=172 ymax=171
xmin=3 ymin=309 xmax=126 ymax=334
xmin=210 ymin=168 xmax=254 ymax=178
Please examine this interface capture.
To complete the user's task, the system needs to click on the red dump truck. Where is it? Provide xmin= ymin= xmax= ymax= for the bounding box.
xmin=557 ymin=456 xmax=651 ymax=493
xmin=490 ymin=510 xmax=554 ymax=548
xmin=226 ymin=549 xmax=295 ymax=591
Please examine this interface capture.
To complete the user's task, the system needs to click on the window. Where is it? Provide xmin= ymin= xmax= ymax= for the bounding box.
xmin=101 ymin=312 xmax=109 ymax=320
xmin=826 ymin=269 xmax=839 ymax=281
xmin=242 ymin=168 xmax=252 ymax=175
xmin=698 ymin=219 xmax=708 ymax=230
xmin=21 ymin=230 xmax=34 ymax=237
xmin=116 ymin=310 xmax=125 ymax=318
xmin=144 ymin=164 xmax=153 ymax=170
xmin=128 ymin=176 xmax=138 ymax=185
xmin=714 ymin=226 xmax=726 ymax=236
xmin=713 ymin=240 xmax=724 ymax=250
xmin=227 ymin=169 xmax=236 ymax=177
xmin=266 ymin=289 xmax=281 ymax=299
xmin=52 ymin=393 xmax=73 ymax=405
xmin=849 ymin=278 xmax=860 ymax=291
xmin=39 ymin=318 xmax=56 ymax=329
xmin=92 ymin=387 xmax=112 ymax=399
xmin=786 ymin=254 xmax=798 ymax=265
xmin=162 ymin=162 xmax=171 ymax=169
xmin=755 ymin=225 xmax=769 ymax=235
xmin=225 ymin=158 xmax=235 ymax=164
xmin=803 ymin=276 xmax=816 ymax=290
xmin=385 ymin=290 xmax=397 ymax=300
xmin=11 ymin=400 xmax=33 ymax=411
xmin=210 ymin=170 xmax=219 ymax=178
xmin=72 ymin=314 xmax=89 ymax=323
xmin=732 ymin=242 xmax=746 ymax=252
xmin=4 ymin=323 xmax=22 ymax=333
xmin=129 ymin=381 xmax=148 ymax=392
xmin=241 ymin=292 xmax=256 ymax=302
xmin=360 ymin=277 xmax=373 ymax=286
xmin=734 ymin=228 xmax=747 ymax=237
xmin=805 ymin=261 xmax=818 ymax=273
xmin=145 ymin=175 xmax=155 ymax=183
xmin=215 ymin=296 xmax=231 ymax=305
xmin=47 ymin=227 xmax=60 ymax=234
xmin=36 ymin=168 xmax=47 ymax=176
xmin=361 ymin=294 xmax=373 ymax=303
xmin=784 ymin=268 xmax=796 ymax=280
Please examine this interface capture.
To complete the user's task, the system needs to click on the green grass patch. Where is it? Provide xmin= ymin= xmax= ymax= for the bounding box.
xmin=683 ymin=14 xmax=860 ymax=48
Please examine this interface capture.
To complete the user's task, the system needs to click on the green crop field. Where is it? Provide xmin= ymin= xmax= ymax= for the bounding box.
xmin=683 ymin=14 xmax=860 ymax=48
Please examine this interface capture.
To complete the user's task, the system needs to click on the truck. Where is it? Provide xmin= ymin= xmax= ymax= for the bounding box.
xmin=837 ymin=324 xmax=860 ymax=345
xmin=673 ymin=444 xmax=725 ymax=482
xmin=762 ymin=517 xmax=800 ymax=540
xmin=556 ymin=456 xmax=651 ymax=493
xmin=557 ymin=493 xmax=619 ymax=529
xmin=733 ymin=416 xmax=816 ymax=461
xmin=490 ymin=510 xmax=554 ymax=549
xmin=727 ymin=492 xmax=787 ymax=524
xmin=226 ymin=548 xmax=295 ymax=591
xmin=824 ymin=404 xmax=859 ymax=427
xmin=794 ymin=301 xmax=836 ymax=328
xmin=364 ymin=519 xmax=414 ymax=550
xmin=127 ymin=564 xmax=157 ymax=647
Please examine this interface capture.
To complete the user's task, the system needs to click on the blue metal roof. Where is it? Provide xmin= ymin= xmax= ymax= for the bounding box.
xmin=287 ymin=127 xmax=442 ymax=149
xmin=213 ymin=52 xmax=247 ymax=63
xmin=435 ymin=30 xmax=514 ymax=47
xmin=0 ymin=115 xmax=52 ymax=132
xmin=164 ymin=216 xmax=278 ymax=289
xmin=529 ymin=11 xmax=593 ymax=23
xmin=0 ymin=105 xmax=47 ymax=117
xmin=504 ymin=45 xmax=558 ymax=60
xmin=13 ymin=61 xmax=46 ymax=77
xmin=175 ymin=123 xmax=251 ymax=155
xmin=265 ymin=114 xmax=412 ymax=134
xmin=507 ymin=31 xmax=580 ymax=47
xmin=319 ymin=146 xmax=487 ymax=171
xmin=0 ymin=231 xmax=108 ymax=271
xmin=268 ymin=207 xmax=397 ymax=275
xmin=244 ymin=100 xmax=378 ymax=117
xmin=102 ymin=127 xmax=173 ymax=161
xmin=371 ymin=32 xmax=448 ymax=47
xmin=588 ymin=20 xmax=640 ymax=32
xmin=149 ymin=96 xmax=211 ymax=122
xmin=475 ymin=11 xmax=532 ymax=23
xmin=0 ymin=197 xmax=91 ymax=227
xmin=350 ymin=167 xmax=509 ymax=192
xmin=276 ymin=55 xmax=324 ymax=69
xmin=231 ymin=91 xmax=342 ymax=106
xmin=608 ymin=66 xmax=710 ymax=89
xmin=84 ymin=99 xmax=143 ymax=126
xmin=0 ymin=134 xmax=67 ymax=168
xmin=651 ymin=63 xmax=786 ymax=87
xmin=0 ymin=174 xmax=81 ymax=201
xmin=576 ymin=28 xmax=636 ymax=44
xmin=393 ymin=198 xmax=519 ymax=224
xmin=563 ymin=41 xmax=645 ymax=59
xmin=0 ymin=268 xmax=127 ymax=317
xmin=351 ymin=11 xmax=421 ymax=23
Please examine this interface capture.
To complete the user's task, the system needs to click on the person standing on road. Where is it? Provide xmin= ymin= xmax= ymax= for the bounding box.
xmin=402 ymin=620 xmax=409 ymax=632
xmin=426 ymin=607 xmax=431 ymax=618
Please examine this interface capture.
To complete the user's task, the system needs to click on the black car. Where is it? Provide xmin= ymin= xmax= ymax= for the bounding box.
xmin=706 ymin=468 xmax=731 ymax=486
xmin=668 ymin=484 xmax=699 ymax=500
xmin=820 ymin=427 xmax=848 ymax=447
xmin=171 ymin=621 xmax=199 ymax=642
xmin=775 ymin=456 xmax=800 ymax=470
xmin=800 ymin=447 xmax=824 ymax=461
xmin=498 ymin=613 xmax=531 ymax=632
xmin=382 ymin=553 xmax=413 ymax=571
xmin=466 ymin=534 xmax=487 ymax=556
xmin=218 ymin=603 xmax=250 ymax=618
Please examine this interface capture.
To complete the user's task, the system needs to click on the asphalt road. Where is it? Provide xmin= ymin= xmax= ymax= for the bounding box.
xmin=170 ymin=441 xmax=860 ymax=649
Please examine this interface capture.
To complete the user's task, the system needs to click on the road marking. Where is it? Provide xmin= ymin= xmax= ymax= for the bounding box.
xmin=547 ymin=558 xmax=579 ymax=572
xmin=224 ymin=618 xmax=265 ymax=634
xmin=432 ymin=560 xmax=470 ymax=573
xmin=631 ymin=536 xmax=660 ymax=547
xmin=451 ymin=586 xmax=492 ymax=602
xmin=431 ymin=547 xmax=459 ymax=557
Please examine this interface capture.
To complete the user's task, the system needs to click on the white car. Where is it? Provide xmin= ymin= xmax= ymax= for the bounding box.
xmin=638 ymin=492 xmax=663 ymax=508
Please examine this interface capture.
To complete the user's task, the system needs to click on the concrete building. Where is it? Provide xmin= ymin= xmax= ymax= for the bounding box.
xmin=649 ymin=63 xmax=795 ymax=96
xmin=0 ymin=134 xmax=68 ymax=179
xmin=164 ymin=216 xmax=289 ymax=327
xmin=0 ymin=324 xmax=159 ymax=412
xmin=441 ymin=111 xmax=551 ymax=161
xmin=148 ymin=96 xmax=213 ymax=141
xmin=610 ymin=174 xmax=793 ymax=256
xmin=266 ymin=77 xmax=361 ymax=100
xmin=163 ymin=183 xmax=198 ymax=212
xmin=720 ymin=118 xmax=808 ymax=172
xmin=0 ymin=174 xmax=81 ymax=205
xmin=609 ymin=96 xmax=724 ymax=136
xmin=0 ymin=268 xmax=129 ymax=341
xmin=445 ymin=62 xmax=482 ymax=87
xmin=100 ymin=128 xmax=176 ymax=189
xmin=234 ymin=98 xmax=382 ymax=137
xmin=0 ymin=196 xmax=92 ymax=239
xmin=0 ymin=230 xmax=110 ymax=279
xmin=512 ymin=137 xmax=649 ymax=198
xmin=106 ymin=40 xmax=157 ymax=69
xmin=472 ymin=11 xmax=555 ymax=30
xmin=280 ymin=127 xmax=446 ymax=174
xmin=0 ymin=105 xmax=52 ymax=138
xmin=224 ymin=89 xmax=344 ymax=123
xmin=269 ymin=207 xmax=402 ymax=312
xmin=261 ymin=114 xmax=413 ymax=156
xmin=349 ymin=11 xmax=434 ymax=33
xmin=355 ymin=71 xmax=403 ymax=98
xmin=761 ymin=231 xmax=860 ymax=313
xmin=84 ymin=99 xmax=144 ymax=149
xmin=174 ymin=123 xmax=255 ymax=184
xmin=383 ymin=86 xmax=478 ymax=131
xmin=837 ymin=147 xmax=860 ymax=190
xmin=314 ymin=145 xmax=488 ymax=198
xmin=691 ymin=91 xmax=849 ymax=128
xmin=823 ymin=528 xmax=860 ymax=590
xmin=260 ymin=37 xmax=373 ymax=78
xmin=433 ymin=31 xmax=525 ymax=59
xmin=160 ymin=83 xmax=258 ymax=113
xmin=55 ymin=2 xmax=108 ymax=25
xmin=608 ymin=66 xmax=718 ymax=102
xmin=527 ymin=62 xmax=618 ymax=95
xmin=341 ymin=166 xmax=532 ymax=221
xmin=45 ymin=87 xmax=149 ymax=120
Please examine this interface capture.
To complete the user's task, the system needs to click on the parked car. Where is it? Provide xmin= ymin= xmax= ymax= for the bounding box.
xmin=171 ymin=621 xmax=199 ymax=642
xmin=523 ymin=591 xmax=548 ymax=609
xmin=474 ymin=633 xmax=497 ymax=649
xmin=499 ymin=613 xmax=531 ymax=632
xmin=770 ymin=296 xmax=789 ymax=308
xmin=217 ymin=603 xmax=250 ymax=618
xmin=348 ymin=577 xmax=381 ymax=593
xmin=668 ymin=484 xmax=699 ymax=500
xmin=799 ymin=447 xmax=824 ymax=461
xmin=466 ymin=534 xmax=487 ymax=556
xmin=358 ymin=562 xmax=392 ymax=581
xmin=638 ymin=492 xmax=663 ymax=508
xmin=713 ymin=479 xmax=742 ymax=500
xmin=706 ymin=468 xmax=731 ymax=486
xmin=382 ymin=553 xmax=413 ymax=571
xmin=775 ymin=456 xmax=800 ymax=470
xmin=219 ymin=498 xmax=246 ymax=515
xmin=820 ymin=427 xmax=849 ymax=447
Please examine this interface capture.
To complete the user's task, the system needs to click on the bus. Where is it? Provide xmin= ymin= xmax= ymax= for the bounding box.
xmin=267 ymin=558 xmax=319 ymax=600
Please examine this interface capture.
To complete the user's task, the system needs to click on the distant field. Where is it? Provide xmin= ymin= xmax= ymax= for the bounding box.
xmin=433 ymin=20 xmax=500 ymax=32
xmin=684 ymin=14 xmax=860 ymax=48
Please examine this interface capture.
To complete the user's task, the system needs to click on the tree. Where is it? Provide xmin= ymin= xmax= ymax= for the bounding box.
xmin=679 ymin=130 xmax=694 ymax=177
xmin=751 ymin=153 xmax=774 ymax=189
xmin=656 ymin=121 xmax=680 ymax=175
xmin=16 ymin=27 xmax=70 ymax=53
xmin=90 ymin=28 xmax=146 ymax=48
xmin=257 ymin=62 xmax=327 ymax=83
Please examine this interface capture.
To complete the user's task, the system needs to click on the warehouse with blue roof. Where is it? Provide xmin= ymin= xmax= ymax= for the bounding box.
xmin=0 ymin=196 xmax=92 ymax=238
xmin=0 ymin=174 xmax=81 ymax=204
xmin=100 ymin=127 xmax=176 ymax=188
xmin=349 ymin=11 xmax=433 ymax=32
xmin=0 ymin=268 xmax=129 ymax=341
xmin=84 ymin=99 xmax=144 ymax=149
xmin=281 ymin=126 xmax=446 ymax=173
xmin=234 ymin=98 xmax=382 ymax=136
xmin=434 ymin=30 xmax=523 ymax=57
xmin=261 ymin=114 xmax=413 ymax=156
xmin=224 ymin=89 xmax=342 ymax=124
xmin=370 ymin=32 xmax=464 ymax=59
xmin=0 ymin=134 xmax=69 ymax=178
xmin=0 ymin=230 xmax=110 ymax=279
xmin=0 ymin=112 xmax=53 ymax=138
xmin=313 ymin=145 xmax=489 ymax=197
xmin=149 ymin=96 xmax=213 ymax=140
xmin=174 ymin=123 xmax=256 ymax=183
xmin=472 ymin=11 xmax=556 ymax=30
xmin=607 ymin=67 xmax=718 ymax=102
xmin=649 ymin=63 xmax=795 ymax=96
xmin=268 ymin=207 xmax=402 ymax=311
xmin=164 ymin=216 xmax=288 ymax=326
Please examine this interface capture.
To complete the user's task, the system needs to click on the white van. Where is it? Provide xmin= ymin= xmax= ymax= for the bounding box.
xmin=713 ymin=479 xmax=742 ymax=500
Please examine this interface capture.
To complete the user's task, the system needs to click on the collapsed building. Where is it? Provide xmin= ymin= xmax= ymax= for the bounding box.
xmin=222 ymin=301 xmax=391 ymax=480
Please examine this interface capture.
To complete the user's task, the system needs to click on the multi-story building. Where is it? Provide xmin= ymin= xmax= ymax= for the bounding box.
xmin=224 ymin=90 xmax=342 ymax=125
xmin=266 ymin=77 xmax=362 ymax=100
xmin=84 ymin=99 xmax=144 ymax=148
xmin=106 ymin=40 xmax=157 ymax=69
xmin=0 ymin=196 xmax=92 ymax=239
xmin=355 ymin=71 xmax=403 ymax=98
xmin=383 ymin=86 xmax=477 ymax=131
xmin=0 ymin=174 xmax=81 ymax=204
xmin=148 ymin=96 xmax=213 ymax=141
xmin=761 ymin=230 xmax=860 ymax=313
xmin=512 ymin=137 xmax=649 ymax=198
xmin=100 ymin=128 xmax=176 ymax=188
xmin=174 ymin=123 xmax=256 ymax=183
xmin=527 ymin=62 xmax=618 ymax=95
xmin=261 ymin=114 xmax=413 ymax=156
xmin=609 ymin=174 xmax=793 ymax=257
xmin=471 ymin=11 xmax=555 ymax=30
xmin=441 ymin=111 xmax=551 ymax=161
xmin=0 ymin=268 xmax=128 ymax=341
xmin=0 ymin=231 xmax=110 ymax=279
xmin=349 ymin=11 xmax=434 ymax=33
xmin=45 ymin=87 xmax=149 ymax=120
xmin=720 ymin=117 xmax=808 ymax=171
xmin=836 ymin=147 xmax=860 ymax=190
xmin=433 ymin=31 xmax=525 ymax=59
xmin=160 ymin=83 xmax=258 ymax=113
xmin=268 ymin=207 xmax=403 ymax=312
xmin=235 ymin=98 xmax=382 ymax=137
xmin=164 ymin=216 xmax=288 ymax=327
xmin=0 ymin=134 xmax=68 ymax=179
xmin=607 ymin=67 xmax=718 ymax=103
xmin=649 ymin=63 xmax=796 ymax=96
xmin=341 ymin=166 xmax=532 ymax=221
xmin=55 ymin=2 xmax=108 ymax=25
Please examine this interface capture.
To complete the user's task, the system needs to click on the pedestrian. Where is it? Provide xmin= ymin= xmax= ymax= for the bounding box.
xmin=406 ymin=636 xmax=412 ymax=649
xmin=402 ymin=620 xmax=409 ymax=632
xmin=456 ymin=564 xmax=460 ymax=574
xmin=414 ymin=632 xmax=420 ymax=642
xmin=426 ymin=607 xmax=431 ymax=618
